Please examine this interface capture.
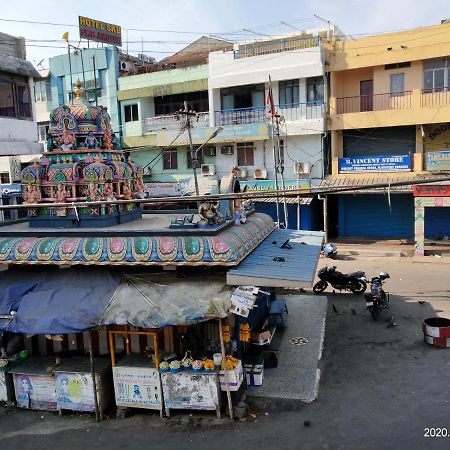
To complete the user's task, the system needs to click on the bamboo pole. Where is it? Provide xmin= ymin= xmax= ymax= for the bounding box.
xmin=108 ymin=331 xmax=116 ymax=367
xmin=88 ymin=330 xmax=101 ymax=422
xmin=218 ymin=318 xmax=234 ymax=420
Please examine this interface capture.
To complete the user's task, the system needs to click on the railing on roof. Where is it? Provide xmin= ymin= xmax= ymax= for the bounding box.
xmin=143 ymin=111 xmax=209 ymax=133
xmin=335 ymin=91 xmax=412 ymax=114
xmin=234 ymin=35 xmax=320 ymax=59
xmin=421 ymin=87 xmax=450 ymax=107
xmin=215 ymin=102 xmax=324 ymax=126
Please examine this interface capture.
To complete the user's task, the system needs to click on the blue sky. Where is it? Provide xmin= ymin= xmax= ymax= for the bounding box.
xmin=1 ymin=0 xmax=448 ymax=66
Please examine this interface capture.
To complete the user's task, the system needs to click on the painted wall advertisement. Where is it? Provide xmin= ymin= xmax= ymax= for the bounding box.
xmin=13 ymin=374 xmax=57 ymax=410
xmin=113 ymin=366 xmax=162 ymax=410
xmin=425 ymin=151 xmax=450 ymax=172
xmin=55 ymin=372 xmax=97 ymax=412
xmin=239 ymin=178 xmax=311 ymax=193
xmin=338 ymin=155 xmax=412 ymax=173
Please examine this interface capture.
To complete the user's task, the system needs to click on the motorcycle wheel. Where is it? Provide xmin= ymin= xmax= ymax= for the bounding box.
xmin=313 ymin=280 xmax=327 ymax=294
xmin=368 ymin=305 xmax=380 ymax=321
xmin=350 ymin=280 xmax=367 ymax=295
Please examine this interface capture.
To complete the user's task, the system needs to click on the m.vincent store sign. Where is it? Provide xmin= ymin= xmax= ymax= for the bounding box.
xmin=338 ymin=155 xmax=412 ymax=173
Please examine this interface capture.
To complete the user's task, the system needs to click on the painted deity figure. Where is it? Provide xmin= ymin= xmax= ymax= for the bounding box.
xmin=122 ymin=180 xmax=132 ymax=200
xmin=103 ymin=182 xmax=115 ymax=201
xmin=56 ymin=184 xmax=66 ymax=203
xmin=86 ymin=183 xmax=100 ymax=202
xmin=103 ymin=128 xmax=113 ymax=150
xmin=23 ymin=184 xmax=42 ymax=204
xmin=83 ymin=132 xmax=99 ymax=149
xmin=59 ymin=124 xmax=76 ymax=151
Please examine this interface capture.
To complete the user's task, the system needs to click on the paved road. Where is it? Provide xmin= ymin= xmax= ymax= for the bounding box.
xmin=1 ymin=256 xmax=450 ymax=450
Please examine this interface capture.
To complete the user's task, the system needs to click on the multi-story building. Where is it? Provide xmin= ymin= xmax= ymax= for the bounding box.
xmin=0 ymin=32 xmax=41 ymax=221
xmin=326 ymin=20 xmax=450 ymax=242
xmin=120 ymin=31 xmax=334 ymax=229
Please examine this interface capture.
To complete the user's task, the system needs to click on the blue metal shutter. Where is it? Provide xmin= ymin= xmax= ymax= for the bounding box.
xmin=424 ymin=207 xmax=450 ymax=239
xmin=338 ymin=194 xmax=414 ymax=238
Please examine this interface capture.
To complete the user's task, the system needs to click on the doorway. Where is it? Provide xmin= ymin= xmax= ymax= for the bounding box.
xmin=360 ymin=80 xmax=373 ymax=112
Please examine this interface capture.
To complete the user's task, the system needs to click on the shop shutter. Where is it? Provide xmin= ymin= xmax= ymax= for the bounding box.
xmin=338 ymin=194 xmax=414 ymax=238
xmin=424 ymin=207 xmax=450 ymax=239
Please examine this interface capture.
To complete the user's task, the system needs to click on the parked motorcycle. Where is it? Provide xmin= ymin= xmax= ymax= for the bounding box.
xmin=313 ymin=266 xmax=367 ymax=295
xmin=365 ymin=272 xmax=390 ymax=321
xmin=321 ymin=243 xmax=338 ymax=259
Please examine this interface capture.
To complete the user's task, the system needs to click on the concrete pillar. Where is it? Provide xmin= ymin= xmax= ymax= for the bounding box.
xmin=331 ymin=130 xmax=343 ymax=175
xmin=414 ymin=201 xmax=425 ymax=256
xmin=209 ymin=89 xmax=220 ymax=127
xmin=414 ymin=125 xmax=424 ymax=173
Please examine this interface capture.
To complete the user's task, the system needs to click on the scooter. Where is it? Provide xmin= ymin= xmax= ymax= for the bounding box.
xmin=365 ymin=272 xmax=390 ymax=321
xmin=313 ymin=265 xmax=367 ymax=295
xmin=321 ymin=243 xmax=337 ymax=259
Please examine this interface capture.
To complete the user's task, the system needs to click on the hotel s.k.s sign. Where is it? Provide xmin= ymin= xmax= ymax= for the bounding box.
xmin=79 ymin=16 xmax=122 ymax=46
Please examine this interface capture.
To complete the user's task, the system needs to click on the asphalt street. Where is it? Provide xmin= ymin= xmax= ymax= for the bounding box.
xmin=1 ymin=255 xmax=450 ymax=450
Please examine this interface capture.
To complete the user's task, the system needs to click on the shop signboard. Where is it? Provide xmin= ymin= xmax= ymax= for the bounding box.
xmin=144 ymin=182 xmax=183 ymax=198
xmin=113 ymin=366 xmax=162 ymax=410
xmin=157 ymin=123 xmax=270 ymax=147
xmin=0 ymin=184 xmax=22 ymax=195
xmin=239 ymin=178 xmax=311 ymax=193
xmin=425 ymin=151 xmax=450 ymax=172
xmin=79 ymin=16 xmax=122 ymax=46
xmin=55 ymin=372 xmax=97 ymax=412
xmin=338 ymin=155 xmax=412 ymax=173
xmin=413 ymin=184 xmax=450 ymax=197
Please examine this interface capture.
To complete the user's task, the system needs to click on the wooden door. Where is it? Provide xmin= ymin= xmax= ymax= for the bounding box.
xmin=360 ymin=80 xmax=373 ymax=112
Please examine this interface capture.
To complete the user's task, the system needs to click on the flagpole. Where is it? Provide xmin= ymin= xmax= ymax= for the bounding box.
xmin=63 ymin=32 xmax=74 ymax=105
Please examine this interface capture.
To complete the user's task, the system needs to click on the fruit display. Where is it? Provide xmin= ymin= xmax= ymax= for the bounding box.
xmin=159 ymin=361 xmax=170 ymax=371
xmin=203 ymin=359 xmax=215 ymax=370
xmin=192 ymin=360 xmax=203 ymax=370
xmin=225 ymin=355 xmax=239 ymax=370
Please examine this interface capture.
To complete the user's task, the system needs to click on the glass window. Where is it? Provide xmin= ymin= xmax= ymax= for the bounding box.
xmin=17 ymin=84 xmax=31 ymax=118
xmin=237 ymin=142 xmax=254 ymax=166
xmin=0 ymin=78 xmax=15 ymax=118
xmin=307 ymin=77 xmax=324 ymax=104
xmin=37 ymin=124 xmax=49 ymax=142
xmin=163 ymin=149 xmax=178 ymax=170
xmin=34 ymin=79 xmax=51 ymax=102
xmin=0 ymin=172 xmax=11 ymax=184
xmin=124 ymin=104 xmax=139 ymax=122
xmin=390 ymin=73 xmax=405 ymax=96
xmin=423 ymin=57 xmax=450 ymax=91
xmin=279 ymin=79 xmax=299 ymax=106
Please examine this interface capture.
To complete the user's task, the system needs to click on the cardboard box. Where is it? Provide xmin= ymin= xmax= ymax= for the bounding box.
xmin=245 ymin=364 xmax=264 ymax=386
xmin=250 ymin=329 xmax=272 ymax=345
xmin=219 ymin=360 xmax=243 ymax=392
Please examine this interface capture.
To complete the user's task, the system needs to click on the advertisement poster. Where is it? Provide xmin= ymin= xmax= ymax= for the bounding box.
xmin=425 ymin=151 xmax=450 ymax=172
xmin=13 ymin=374 xmax=57 ymax=410
xmin=338 ymin=155 xmax=411 ymax=173
xmin=239 ymin=178 xmax=311 ymax=193
xmin=113 ymin=367 xmax=162 ymax=410
xmin=55 ymin=372 xmax=97 ymax=411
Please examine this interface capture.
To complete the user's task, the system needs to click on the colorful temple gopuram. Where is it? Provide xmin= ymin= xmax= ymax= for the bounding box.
xmin=21 ymin=80 xmax=144 ymax=228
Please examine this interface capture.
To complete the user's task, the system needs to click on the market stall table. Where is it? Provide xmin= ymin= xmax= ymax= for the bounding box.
xmin=53 ymin=357 xmax=113 ymax=417
xmin=9 ymin=357 xmax=57 ymax=411
xmin=161 ymin=369 xmax=221 ymax=418
xmin=113 ymin=354 xmax=163 ymax=417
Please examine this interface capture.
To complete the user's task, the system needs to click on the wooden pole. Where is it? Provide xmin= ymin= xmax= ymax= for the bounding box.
xmin=88 ymin=330 xmax=101 ymax=422
xmin=218 ymin=318 xmax=234 ymax=420
xmin=108 ymin=331 xmax=116 ymax=367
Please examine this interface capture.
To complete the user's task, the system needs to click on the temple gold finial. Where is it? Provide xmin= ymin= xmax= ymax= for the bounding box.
xmin=74 ymin=78 xmax=83 ymax=99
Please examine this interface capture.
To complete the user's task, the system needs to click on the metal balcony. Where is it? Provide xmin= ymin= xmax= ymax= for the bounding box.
xmin=143 ymin=111 xmax=209 ymax=133
xmin=336 ymin=91 xmax=412 ymax=114
xmin=421 ymin=87 xmax=450 ymax=107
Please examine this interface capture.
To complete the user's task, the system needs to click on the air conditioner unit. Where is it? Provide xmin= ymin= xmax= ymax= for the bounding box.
xmin=239 ymin=167 xmax=248 ymax=178
xmin=203 ymin=146 xmax=216 ymax=157
xmin=254 ymin=168 xmax=268 ymax=179
xmin=221 ymin=145 xmax=234 ymax=155
xmin=201 ymin=164 xmax=216 ymax=176
xmin=294 ymin=162 xmax=311 ymax=175
xmin=143 ymin=167 xmax=152 ymax=176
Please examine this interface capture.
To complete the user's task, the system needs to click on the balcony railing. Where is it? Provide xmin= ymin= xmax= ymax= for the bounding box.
xmin=336 ymin=91 xmax=412 ymax=114
xmin=421 ymin=87 xmax=450 ymax=107
xmin=215 ymin=102 xmax=324 ymax=126
xmin=143 ymin=111 xmax=209 ymax=133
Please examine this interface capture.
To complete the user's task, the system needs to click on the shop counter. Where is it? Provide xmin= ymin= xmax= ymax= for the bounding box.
xmin=113 ymin=354 xmax=163 ymax=416
xmin=9 ymin=357 xmax=57 ymax=411
xmin=161 ymin=369 xmax=221 ymax=418
xmin=53 ymin=357 xmax=113 ymax=416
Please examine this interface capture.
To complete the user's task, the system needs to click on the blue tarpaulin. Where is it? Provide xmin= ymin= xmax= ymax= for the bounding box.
xmin=0 ymin=269 xmax=120 ymax=334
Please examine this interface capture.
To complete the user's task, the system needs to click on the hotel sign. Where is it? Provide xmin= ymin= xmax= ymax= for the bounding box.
xmin=338 ymin=155 xmax=412 ymax=173
xmin=425 ymin=151 xmax=450 ymax=172
xmin=79 ymin=16 xmax=122 ymax=46
xmin=239 ymin=178 xmax=311 ymax=193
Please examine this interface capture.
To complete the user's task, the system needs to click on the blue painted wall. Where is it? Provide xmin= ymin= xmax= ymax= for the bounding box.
xmin=338 ymin=194 xmax=414 ymax=238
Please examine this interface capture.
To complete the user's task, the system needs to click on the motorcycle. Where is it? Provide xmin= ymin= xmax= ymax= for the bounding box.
xmin=365 ymin=272 xmax=390 ymax=321
xmin=321 ymin=243 xmax=337 ymax=259
xmin=313 ymin=265 xmax=367 ymax=295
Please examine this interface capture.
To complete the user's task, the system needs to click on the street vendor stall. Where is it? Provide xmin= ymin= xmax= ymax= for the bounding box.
xmin=0 ymin=358 xmax=17 ymax=403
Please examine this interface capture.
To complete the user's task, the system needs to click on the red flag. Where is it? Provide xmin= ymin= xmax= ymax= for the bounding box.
xmin=266 ymin=76 xmax=276 ymax=117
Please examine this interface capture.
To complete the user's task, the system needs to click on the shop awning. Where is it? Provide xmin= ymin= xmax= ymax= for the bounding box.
xmin=0 ymin=269 xmax=120 ymax=334
xmin=226 ymin=229 xmax=324 ymax=288
xmin=99 ymin=273 xmax=233 ymax=328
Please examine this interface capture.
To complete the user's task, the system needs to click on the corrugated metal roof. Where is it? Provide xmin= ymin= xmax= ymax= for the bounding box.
xmin=256 ymin=197 xmax=313 ymax=205
xmin=227 ymin=229 xmax=324 ymax=288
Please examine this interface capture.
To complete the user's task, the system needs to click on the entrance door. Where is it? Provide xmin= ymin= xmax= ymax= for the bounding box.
xmin=360 ymin=80 xmax=373 ymax=112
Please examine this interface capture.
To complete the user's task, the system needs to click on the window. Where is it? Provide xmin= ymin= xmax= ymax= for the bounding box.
xmin=307 ymin=77 xmax=324 ymax=104
xmin=0 ymin=173 xmax=11 ymax=184
xmin=187 ymin=147 xmax=204 ymax=169
xmin=37 ymin=124 xmax=49 ymax=142
xmin=124 ymin=104 xmax=139 ymax=122
xmin=390 ymin=73 xmax=405 ymax=96
xmin=385 ymin=62 xmax=411 ymax=70
xmin=0 ymin=72 xmax=32 ymax=119
xmin=34 ymin=79 xmax=51 ymax=102
xmin=163 ymin=149 xmax=178 ymax=170
xmin=237 ymin=142 xmax=254 ymax=166
xmin=423 ymin=57 xmax=450 ymax=92
xmin=279 ymin=79 xmax=299 ymax=106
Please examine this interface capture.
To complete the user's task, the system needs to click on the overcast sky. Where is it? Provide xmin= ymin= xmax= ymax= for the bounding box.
xmin=1 ymin=0 xmax=448 ymax=66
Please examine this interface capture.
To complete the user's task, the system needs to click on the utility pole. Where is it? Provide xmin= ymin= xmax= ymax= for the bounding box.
xmin=179 ymin=101 xmax=199 ymax=196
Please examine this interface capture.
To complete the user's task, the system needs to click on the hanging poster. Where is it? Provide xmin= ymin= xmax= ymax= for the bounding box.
xmin=55 ymin=372 xmax=97 ymax=412
xmin=13 ymin=373 xmax=57 ymax=410
xmin=113 ymin=366 xmax=162 ymax=410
